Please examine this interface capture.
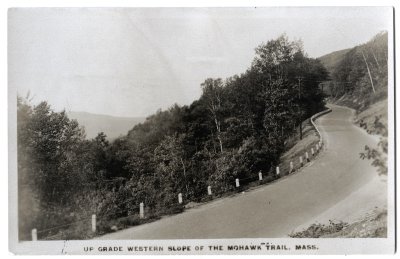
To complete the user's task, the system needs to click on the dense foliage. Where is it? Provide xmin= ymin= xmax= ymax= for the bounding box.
xmin=17 ymin=35 xmax=328 ymax=239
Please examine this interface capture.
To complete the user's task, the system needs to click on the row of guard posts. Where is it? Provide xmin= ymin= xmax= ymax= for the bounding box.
xmin=31 ymin=108 xmax=330 ymax=241
xmin=30 ymin=142 xmax=323 ymax=241
xmin=235 ymin=140 xmax=323 ymax=188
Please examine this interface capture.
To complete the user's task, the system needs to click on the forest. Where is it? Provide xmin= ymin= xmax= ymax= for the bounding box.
xmin=17 ymin=35 xmax=329 ymax=239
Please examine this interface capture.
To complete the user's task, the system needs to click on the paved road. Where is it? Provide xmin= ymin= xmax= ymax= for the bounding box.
xmin=98 ymin=104 xmax=380 ymax=239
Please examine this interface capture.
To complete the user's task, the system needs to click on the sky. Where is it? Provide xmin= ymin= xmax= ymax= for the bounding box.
xmin=9 ymin=7 xmax=392 ymax=117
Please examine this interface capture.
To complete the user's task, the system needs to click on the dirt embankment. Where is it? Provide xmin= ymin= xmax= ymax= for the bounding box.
xmin=355 ymin=99 xmax=387 ymax=135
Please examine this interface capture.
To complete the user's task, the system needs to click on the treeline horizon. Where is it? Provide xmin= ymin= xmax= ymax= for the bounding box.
xmin=18 ymin=34 xmax=329 ymax=239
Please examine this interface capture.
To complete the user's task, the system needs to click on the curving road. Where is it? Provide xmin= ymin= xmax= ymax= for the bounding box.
xmin=98 ymin=104 xmax=381 ymax=239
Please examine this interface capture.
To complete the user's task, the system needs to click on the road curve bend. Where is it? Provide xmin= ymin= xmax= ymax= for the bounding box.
xmin=98 ymin=104 xmax=381 ymax=239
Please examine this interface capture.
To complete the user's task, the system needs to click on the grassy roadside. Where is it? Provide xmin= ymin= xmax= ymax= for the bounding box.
xmin=280 ymin=119 xmax=320 ymax=176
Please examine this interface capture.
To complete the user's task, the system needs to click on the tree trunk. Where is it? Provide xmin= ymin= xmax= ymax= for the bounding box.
xmin=361 ymin=50 xmax=376 ymax=93
xmin=180 ymin=158 xmax=189 ymax=194
xmin=214 ymin=118 xmax=223 ymax=153
xmin=210 ymin=131 xmax=217 ymax=153
xmin=299 ymin=121 xmax=303 ymax=140
xmin=370 ymin=49 xmax=381 ymax=71
xmin=217 ymin=136 xmax=223 ymax=153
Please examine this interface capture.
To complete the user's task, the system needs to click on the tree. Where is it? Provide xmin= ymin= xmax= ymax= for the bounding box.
xmin=201 ymin=78 xmax=225 ymax=153
xmin=20 ymin=101 xmax=86 ymax=205
xmin=252 ymin=34 xmax=303 ymax=79
xmin=17 ymin=98 xmax=92 ymax=237
xmin=153 ymin=134 xmax=190 ymax=196
xmin=251 ymin=35 xmax=328 ymax=139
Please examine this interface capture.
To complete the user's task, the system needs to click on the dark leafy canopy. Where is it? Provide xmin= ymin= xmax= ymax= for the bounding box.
xmin=18 ymin=34 xmax=328 ymax=239
xmin=18 ymin=97 xmax=105 ymax=236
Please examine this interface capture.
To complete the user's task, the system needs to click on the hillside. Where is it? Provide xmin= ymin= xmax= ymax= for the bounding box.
xmin=319 ymin=31 xmax=388 ymax=111
xmin=318 ymin=48 xmax=351 ymax=76
xmin=68 ymin=111 xmax=145 ymax=140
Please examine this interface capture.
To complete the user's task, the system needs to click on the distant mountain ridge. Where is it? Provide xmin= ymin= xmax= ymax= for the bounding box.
xmin=68 ymin=111 xmax=146 ymax=140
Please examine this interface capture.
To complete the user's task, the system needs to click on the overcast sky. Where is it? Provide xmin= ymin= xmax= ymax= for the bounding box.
xmin=9 ymin=7 xmax=392 ymax=117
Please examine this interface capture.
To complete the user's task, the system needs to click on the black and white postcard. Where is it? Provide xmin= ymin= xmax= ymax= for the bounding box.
xmin=7 ymin=5 xmax=395 ymax=255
